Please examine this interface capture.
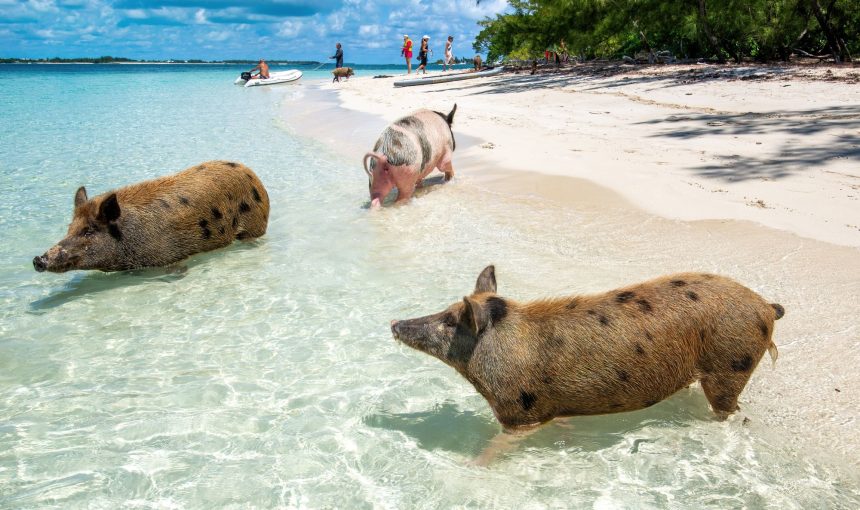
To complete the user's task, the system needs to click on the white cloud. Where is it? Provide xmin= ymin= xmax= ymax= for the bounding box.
xmin=277 ymin=19 xmax=302 ymax=38
xmin=194 ymin=9 xmax=208 ymax=25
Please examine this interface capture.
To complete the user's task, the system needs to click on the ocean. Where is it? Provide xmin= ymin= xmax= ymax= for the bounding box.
xmin=0 ymin=63 xmax=858 ymax=508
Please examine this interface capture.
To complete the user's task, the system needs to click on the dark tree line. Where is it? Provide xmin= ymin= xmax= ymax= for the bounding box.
xmin=473 ymin=0 xmax=857 ymax=63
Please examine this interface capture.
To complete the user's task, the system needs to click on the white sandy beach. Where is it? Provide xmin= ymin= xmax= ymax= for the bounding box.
xmin=328 ymin=64 xmax=860 ymax=248
xmin=286 ymin=64 xmax=860 ymax=479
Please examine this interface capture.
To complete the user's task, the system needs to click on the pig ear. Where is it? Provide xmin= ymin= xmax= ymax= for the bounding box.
xmin=97 ymin=193 xmax=121 ymax=223
xmin=474 ymin=265 xmax=497 ymax=294
xmin=462 ymin=296 xmax=489 ymax=337
xmin=74 ymin=187 xmax=88 ymax=208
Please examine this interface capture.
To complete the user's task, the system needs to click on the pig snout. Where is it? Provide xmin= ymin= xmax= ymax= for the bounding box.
xmin=371 ymin=197 xmax=382 ymax=209
xmin=33 ymin=255 xmax=48 ymax=272
xmin=33 ymin=245 xmax=77 ymax=273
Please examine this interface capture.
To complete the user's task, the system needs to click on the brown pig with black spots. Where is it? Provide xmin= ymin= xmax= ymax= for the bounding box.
xmin=391 ymin=265 xmax=784 ymax=430
xmin=33 ymin=160 xmax=270 ymax=273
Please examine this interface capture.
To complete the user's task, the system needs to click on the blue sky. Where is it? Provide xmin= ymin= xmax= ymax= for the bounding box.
xmin=0 ymin=0 xmax=509 ymax=63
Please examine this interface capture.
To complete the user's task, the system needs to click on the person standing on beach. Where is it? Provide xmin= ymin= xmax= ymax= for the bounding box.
xmin=417 ymin=35 xmax=432 ymax=74
xmin=443 ymin=36 xmax=454 ymax=71
xmin=330 ymin=43 xmax=344 ymax=69
xmin=402 ymin=35 xmax=413 ymax=74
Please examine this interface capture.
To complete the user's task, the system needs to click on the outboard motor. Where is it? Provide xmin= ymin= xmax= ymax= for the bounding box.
xmin=240 ymin=71 xmax=252 ymax=81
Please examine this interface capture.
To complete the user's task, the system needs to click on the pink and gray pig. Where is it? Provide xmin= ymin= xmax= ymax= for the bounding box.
xmin=363 ymin=104 xmax=457 ymax=207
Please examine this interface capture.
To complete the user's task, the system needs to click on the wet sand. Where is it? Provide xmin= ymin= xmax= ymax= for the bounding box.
xmin=281 ymin=68 xmax=860 ymax=480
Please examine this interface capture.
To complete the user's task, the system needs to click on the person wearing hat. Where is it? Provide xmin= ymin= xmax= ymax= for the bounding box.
xmin=401 ymin=35 xmax=413 ymax=74
xmin=417 ymin=35 xmax=432 ymax=74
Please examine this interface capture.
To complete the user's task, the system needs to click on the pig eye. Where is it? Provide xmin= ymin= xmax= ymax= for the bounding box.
xmin=82 ymin=228 xmax=95 ymax=237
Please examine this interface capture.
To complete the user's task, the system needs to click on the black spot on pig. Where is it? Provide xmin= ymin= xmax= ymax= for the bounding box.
xmin=157 ymin=199 xmax=170 ymax=209
xmin=231 ymin=216 xmax=238 ymax=229
xmin=226 ymin=162 xmax=237 ymax=168
xmin=486 ymin=297 xmax=508 ymax=324
xmin=179 ymin=196 xmax=190 ymax=206
xmin=670 ymin=280 xmax=687 ymax=287
xmin=731 ymin=355 xmax=753 ymax=372
xmin=566 ymin=298 xmax=579 ymax=310
xmin=239 ymin=201 xmax=251 ymax=214
xmin=211 ymin=207 xmax=223 ymax=220
xmin=758 ymin=321 xmax=769 ymax=338
xmin=635 ymin=343 xmax=645 ymax=355
xmin=218 ymin=226 xmax=225 ymax=235
xmin=417 ymin=133 xmax=431 ymax=170
xmin=198 ymin=219 xmax=211 ymax=239
xmin=519 ymin=391 xmax=537 ymax=411
xmin=645 ymin=331 xmax=653 ymax=342
xmin=637 ymin=299 xmax=652 ymax=313
xmin=687 ymin=291 xmax=699 ymax=301
xmin=599 ymin=315 xmax=610 ymax=326
xmin=617 ymin=370 xmax=630 ymax=382
xmin=644 ymin=399 xmax=657 ymax=408
xmin=245 ymin=173 xmax=254 ymax=181
xmin=616 ymin=291 xmax=635 ymax=303
xmin=252 ymin=187 xmax=262 ymax=203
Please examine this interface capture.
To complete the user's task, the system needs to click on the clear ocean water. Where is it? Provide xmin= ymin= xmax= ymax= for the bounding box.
xmin=0 ymin=64 xmax=858 ymax=509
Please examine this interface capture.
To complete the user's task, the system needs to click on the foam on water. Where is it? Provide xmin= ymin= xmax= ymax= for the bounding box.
xmin=0 ymin=64 xmax=858 ymax=508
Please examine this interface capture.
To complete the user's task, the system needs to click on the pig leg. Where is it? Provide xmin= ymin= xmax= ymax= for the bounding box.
xmin=394 ymin=183 xmax=416 ymax=203
xmin=700 ymin=370 xmax=755 ymax=420
xmin=440 ymin=154 xmax=455 ymax=182
xmin=472 ymin=424 xmax=542 ymax=466
xmin=392 ymin=170 xmax=417 ymax=203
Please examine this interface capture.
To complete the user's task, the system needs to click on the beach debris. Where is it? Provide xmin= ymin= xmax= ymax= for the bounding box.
xmin=748 ymin=198 xmax=770 ymax=209
xmin=391 ymin=266 xmax=785 ymax=435
xmin=480 ymin=142 xmax=495 ymax=149
xmin=363 ymin=104 xmax=458 ymax=207
xmin=33 ymin=161 xmax=270 ymax=273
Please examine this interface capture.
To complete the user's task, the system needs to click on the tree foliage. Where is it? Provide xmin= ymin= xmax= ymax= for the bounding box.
xmin=474 ymin=0 xmax=858 ymax=63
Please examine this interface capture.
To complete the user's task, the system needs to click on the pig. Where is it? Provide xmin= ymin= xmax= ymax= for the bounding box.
xmin=363 ymin=104 xmax=457 ymax=208
xmin=390 ymin=265 xmax=784 ymax=431
xmin=33 ymin=160 xmax=270 ymax=273
xmin=332 ymin=67 xmax=355 ymax=82
xmin=473 ymin=55 xmax=483 ymax=71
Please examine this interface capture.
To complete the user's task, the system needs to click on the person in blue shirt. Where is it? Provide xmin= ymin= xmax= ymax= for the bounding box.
xmin=330 ymin=43 xmax=344 ymax=69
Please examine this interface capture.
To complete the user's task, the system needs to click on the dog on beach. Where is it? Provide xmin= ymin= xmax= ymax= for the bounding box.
xmin=332 ymin=67 xmax=354 ymax=83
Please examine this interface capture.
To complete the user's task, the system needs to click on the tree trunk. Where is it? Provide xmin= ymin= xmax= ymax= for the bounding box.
xmin=809 ymin=0 xmax=849 ymax=62
xmin=696 ymin=0 xmax=724 ymax=62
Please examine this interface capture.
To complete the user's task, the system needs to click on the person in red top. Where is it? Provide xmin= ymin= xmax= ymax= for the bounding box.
xmin=402 ymin=35 xmax=413 ymax=74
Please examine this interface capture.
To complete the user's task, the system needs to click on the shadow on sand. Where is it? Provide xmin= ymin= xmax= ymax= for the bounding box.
xmin=364 ymin=388 xmax=717 ymax=459
xmin=417 ymin=67 xmax=860 ymax=184
xmin=26 ymin=241 xmax=264 ymax=312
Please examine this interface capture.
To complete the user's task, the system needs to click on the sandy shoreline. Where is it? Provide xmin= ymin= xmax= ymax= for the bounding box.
xmin=282 ymin=66 xmax=860 ymax=481
xmin=325 ymin=63 xmax=860 ymax=248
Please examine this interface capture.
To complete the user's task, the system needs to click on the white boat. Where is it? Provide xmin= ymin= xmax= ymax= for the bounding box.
xmin=234 ymin=69 xmax=303 ymax=87
xmin=393 ymin=66 xmax=504 ymax=88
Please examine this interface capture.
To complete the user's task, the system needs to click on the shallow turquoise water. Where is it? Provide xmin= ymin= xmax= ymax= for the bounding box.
xmin=1 ymin=64 xmax=858 ymax=508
